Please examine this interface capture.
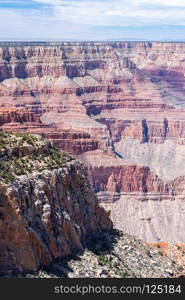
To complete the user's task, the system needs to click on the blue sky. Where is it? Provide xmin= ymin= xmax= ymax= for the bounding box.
xmin=1 ymin=0 xmax=185 ymax=40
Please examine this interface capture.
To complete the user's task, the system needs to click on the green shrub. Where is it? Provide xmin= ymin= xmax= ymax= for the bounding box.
xmin=0 ymin=132 xmax=74 ymax=184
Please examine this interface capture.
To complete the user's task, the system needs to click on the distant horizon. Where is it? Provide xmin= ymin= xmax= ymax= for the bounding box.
xmin=1 ymin=39 xmax=185 ymax=43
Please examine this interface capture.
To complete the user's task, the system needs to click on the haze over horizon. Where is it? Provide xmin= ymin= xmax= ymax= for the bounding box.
xmin=0 ymin=0 xmax=185 ymax=41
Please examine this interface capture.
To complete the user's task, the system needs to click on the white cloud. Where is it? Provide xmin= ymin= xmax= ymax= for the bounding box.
xmin=50 ymin=0 xmax=185 ymax=27
xmin=0 ymin=8 xmax=103 ymax=40
xmin=33 ymin=0 xmax=62 ymax=4
xmin=134 ymin=0 xmax=185 ymax=7
xmin=33 ymin=0 xmax=185 ymax=7
xmin=1 ymin=0 xmax=185 ymax=40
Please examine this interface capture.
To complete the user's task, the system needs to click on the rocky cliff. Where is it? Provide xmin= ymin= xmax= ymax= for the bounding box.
xmin=0 ymin=132 xmax=112 ymax=275
xmin=1 ymin=42 xmax=185 ymax=243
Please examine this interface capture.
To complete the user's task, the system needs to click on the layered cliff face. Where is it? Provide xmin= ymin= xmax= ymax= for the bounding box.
xmin=1 ymin=42 xmax=185 ymax=243
xmin=0 ymin=132 xmax=112 ymax=275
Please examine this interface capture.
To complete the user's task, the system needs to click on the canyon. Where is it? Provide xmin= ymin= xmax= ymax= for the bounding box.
xmin=1 ymin=41 xmax=185 ymax=243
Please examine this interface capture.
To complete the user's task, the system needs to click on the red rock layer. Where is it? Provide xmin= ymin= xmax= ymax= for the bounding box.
xmin=100 ymin=118 xmax=185 ymax=144
xmin=89 ymin=165 xmax=185 ymax=199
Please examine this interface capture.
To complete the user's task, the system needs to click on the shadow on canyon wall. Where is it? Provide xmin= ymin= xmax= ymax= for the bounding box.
xmin=39 ymin=229 xmax=120 ymax=278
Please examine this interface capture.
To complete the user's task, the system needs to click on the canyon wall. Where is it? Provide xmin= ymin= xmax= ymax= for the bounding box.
xmin=0 ymin=132 xmax=111 ymax=275
xmin=1 ymin=42 xmax=185 ymax=242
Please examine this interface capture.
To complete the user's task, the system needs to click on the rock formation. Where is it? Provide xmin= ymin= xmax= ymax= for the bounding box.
xmin=1 ymin=42 xmax=185 ymax=243
xmin=0 ymin=132 xmax=111 ymax=275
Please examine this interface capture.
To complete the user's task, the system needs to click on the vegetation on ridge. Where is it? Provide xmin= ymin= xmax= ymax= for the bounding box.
xmin=0 ymin=131 xmax=74 ymax=184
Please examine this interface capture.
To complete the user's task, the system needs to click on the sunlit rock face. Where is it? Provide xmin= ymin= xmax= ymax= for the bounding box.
xmin=0 ymin=132 xmax=112 ymax=275
xmin=1 ymin=41 xmax=185 ymax=243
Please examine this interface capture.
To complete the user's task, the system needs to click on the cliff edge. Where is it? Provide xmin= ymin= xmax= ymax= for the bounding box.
xmin=0 ymin=132 xmax=112 ymax=275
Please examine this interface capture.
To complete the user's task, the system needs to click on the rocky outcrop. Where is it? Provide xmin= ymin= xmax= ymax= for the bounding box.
xmin=0 ymin=132 xmax=112 ymax=275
